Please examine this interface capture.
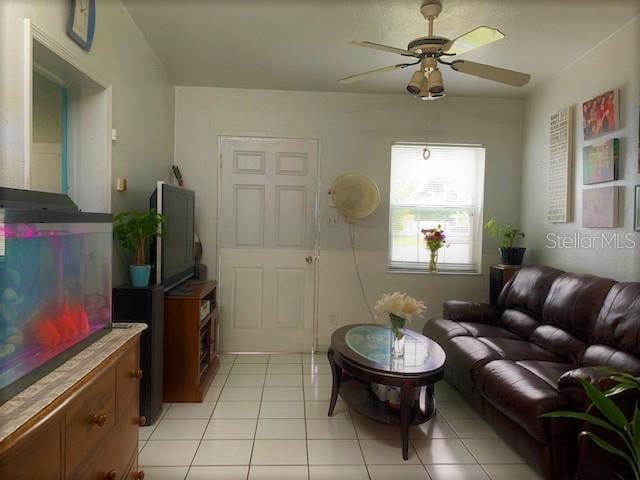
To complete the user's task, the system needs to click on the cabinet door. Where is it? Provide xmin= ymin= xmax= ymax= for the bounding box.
xmin=0 ymin=415 xmax=63 ymax=480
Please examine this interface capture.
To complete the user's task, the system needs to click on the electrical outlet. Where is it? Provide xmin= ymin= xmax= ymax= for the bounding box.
xmin=327 ymin=212 xmax=339 ymax=228
xmin=329 ymin=312 xmax=339 ymax=325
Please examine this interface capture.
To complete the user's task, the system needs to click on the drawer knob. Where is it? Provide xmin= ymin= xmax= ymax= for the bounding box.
xmin=138 ymin=415 xmax=147 ymax=426
xmin=103 ymin=471 xmax=117 ymax=480
xmin=131 ymin=369 xmax=143 ymax=379
xmin=91 ymin=414 xmax=108 ymax=427
xmin=133 ymin=471 xmax=145 ymax=479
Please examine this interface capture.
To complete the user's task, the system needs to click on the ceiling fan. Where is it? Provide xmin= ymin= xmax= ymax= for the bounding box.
xmin=338 ymin=0 xmax=531 ymax=100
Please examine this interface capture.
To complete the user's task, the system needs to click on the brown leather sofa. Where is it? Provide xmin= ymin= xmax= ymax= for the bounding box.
xmin=423 ymin=265 xmax=640 ymax=480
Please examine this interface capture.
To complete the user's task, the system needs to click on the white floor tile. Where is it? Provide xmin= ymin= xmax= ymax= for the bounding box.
xmin=435 ymin=381 xmax=464 ymax=402
xmin=151 ymin=419 xmax=208 ymax=440
xmin=218 ymin=354 xmax=237 ymax=364
xmin=308 ymin=465 xmax=369 ymax=480
xmin=203 ymin=418 xmax=257 ymax=439
xmin=231 ymin=364 xmax=268 ymax=375
xmin=219 ymin=386 xmax=263 ymax=402
xmin=481 ymin=464 xmax=543 ymax=480
xmin=438 ymin=401 xmax=480 ymax=420
xmin=368 ymin=465 xmax=429 ymax=480
xmin=259 ymin=401 xmax=305 ymax=418
xmin=265 ymin=374 xmax=303 ymax=387
xmin=192 ymin=439 xmax=253 ymax=466
xmin=225 ymin=374 xmax=266 ymax=387
xmin=249 ymin=466 xmax=308 ymax=479
xmin=255 ymin=418 xmax=306 ymax=439
xmin=139 ymin=425 xmax=156 ymax=440
xmin=352 ymin=413 xmax=399 ymax=439
xmin=359 ymin=438 xmax=420 ymax=464
xmin=211 ymin=374 xmax=228 ymax=386
xmin=302 ymin=354 xmax=329 ymax=364
xmin=409 ymin=417 xmax=458 ymax=440
xmin=138 ymin=440 xmax=146 ymax=453
xmin=412 ymin=438 xmax=477 ymax=464
xmin=306 ymin=419 xmax=357 ymax=439
xmin=251 ymin=439 xmax=308 ymax=465
xmin=160 ymin=403 xmax=172 ymax=419
xmin=212 ymin=402 xmax=260 ymax=419
xmin=303 ymin=374 xmax=333 ymax=387
xmin=307 ymin=439 xmax=365 ymax=465
xmin=204 ymin=386 xmax=223 ymax=401
xmin=267 ymin=363 xmax=303 ymax=374
xmin=262 ymin=386 xmax=304 ymax=402
xmin=186 ymin=466 xmax=248 ymax=479
xmin=306 ymin=401 xmax=349 ymax=419
xmin=165 ymin=402 xmax=216 ymax=419
xmin=235 ymin=354 xmax=270 ymax=364
xmin=426 ymin=464 xmax=490 ymax=480
xmin=269 ymin=353 xmax=303 ymax=364
xmin=142 ymin=466 xmax=189 ymax=480
xmin=139 ymin=440 xmax=200 ymax=466
xmin=303 ymin=363 xmax=332 ymax=375
xmin=462 ymin=439 xmax=523 ymax=464
xmin=218 ymin=363 xmax=233 ymax=374
xmin=446 ymin=418 xmax=498 ymax=438
xmin=304 ymin=386 xmax=332 ymax=401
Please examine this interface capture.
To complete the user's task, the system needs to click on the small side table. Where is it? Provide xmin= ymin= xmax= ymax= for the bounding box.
xmin=490 ymin=265 xmax=521 ymax=305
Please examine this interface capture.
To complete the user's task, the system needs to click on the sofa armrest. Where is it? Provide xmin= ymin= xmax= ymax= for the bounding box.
xmin=558 ymin=367 xmax=616 ymax=391
xmin=442 ymin=300 xmax=501 ymax=326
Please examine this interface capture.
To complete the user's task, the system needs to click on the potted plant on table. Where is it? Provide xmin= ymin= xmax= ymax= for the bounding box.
xmin=484 ymin=217 xmax=526 ymax=266
xmin=374 ymin=292 xmax=426 ymax=358
xmin=114 ymin=210 xmax=164 ymax=287
xmin=421 ymin=225 xmax=447 ymax=272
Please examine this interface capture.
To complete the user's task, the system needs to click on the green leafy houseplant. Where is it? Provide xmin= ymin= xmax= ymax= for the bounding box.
xmin=484 ymin=217 xmax=525 ymax=248
xmin=543 ymin=372 xmax=640 ymax=480
xmin=113 ymin=210 xmax=164 ymax=266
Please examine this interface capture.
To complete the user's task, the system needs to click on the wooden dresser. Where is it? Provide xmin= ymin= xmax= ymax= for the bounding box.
xmin=0 ymin=326 xmax=145 ymax=480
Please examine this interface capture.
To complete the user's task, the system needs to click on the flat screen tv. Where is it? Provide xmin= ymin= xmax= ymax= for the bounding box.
xmin=150 ymin=182 xmax=195 ymax=290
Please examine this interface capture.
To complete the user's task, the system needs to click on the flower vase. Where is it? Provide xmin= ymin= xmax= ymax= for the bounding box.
xmin=389 ymin=313 xmax=406 ymax=358
xmin=428 ymin=250 xmax=438 ymax=272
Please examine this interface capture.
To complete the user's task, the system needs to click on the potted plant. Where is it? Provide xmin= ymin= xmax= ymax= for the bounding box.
xmin=114 ymin=210 xmax=164 ymax=287
xmin=484 ymin=217 xmax=526 ymax=265
xmin=543 ymin=371 xmax=640 ymax=479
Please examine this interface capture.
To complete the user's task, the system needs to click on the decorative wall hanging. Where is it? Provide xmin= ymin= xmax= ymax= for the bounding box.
xmin=67 ymin=0 xmax=96 ymax=51
xmin=548 ymin=106 xmax=573 ymax=223
xmin=582 ymin=89 xmax=620 ymax=141
xmin=582 ymin=186 xmax=622 ymax=228
xmin=583 ymin=138 xmax=620 ymax=185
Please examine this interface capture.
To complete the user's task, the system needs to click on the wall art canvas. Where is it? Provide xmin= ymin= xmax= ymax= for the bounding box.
xmin=582 ymin=89 xmax=619 ymax=141
xmin=583 ymin=138 xmax=620 ymax=185
xmin=582 ymin=186 xmax=621 ymax=228
xmin=635 ymin=186 xmax=640 ymax=232
xmin=548 ymin=107 xmax=573 ymax=223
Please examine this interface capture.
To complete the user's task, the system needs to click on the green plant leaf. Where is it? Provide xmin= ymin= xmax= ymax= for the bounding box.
xmin=543 ymin=411 xmax=621 ymax=433
xmin=581 ymin=379 xmax=629 ymax=429
xmin=581 ymin=431 xmax=640 ymax=480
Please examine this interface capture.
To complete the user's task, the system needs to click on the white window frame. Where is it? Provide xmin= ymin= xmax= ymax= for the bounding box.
xmin=387 ymin=142 xmax=486 ymax=274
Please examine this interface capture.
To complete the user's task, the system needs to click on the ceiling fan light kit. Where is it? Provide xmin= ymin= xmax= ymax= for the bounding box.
xmin=338 ymin=0 xmax=531 ymax=98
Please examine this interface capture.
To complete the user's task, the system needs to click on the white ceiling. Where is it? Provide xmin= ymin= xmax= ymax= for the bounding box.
xmin=122 ymin=0 xmax=639 ymax=97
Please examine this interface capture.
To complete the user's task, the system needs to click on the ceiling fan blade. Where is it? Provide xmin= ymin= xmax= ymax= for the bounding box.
xmin=351 ymin=41 xmax=415 ymax=57
xmin=337 ymin=63 xmax=413 ymax=84
xmin=449 ymin=60 xmax=531 ymax=87
xmin=443 ymin=26 xmax=505 ymax=56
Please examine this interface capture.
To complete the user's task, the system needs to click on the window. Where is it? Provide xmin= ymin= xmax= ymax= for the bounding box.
xmin=389 ymin=143 xmax=485 ymax=273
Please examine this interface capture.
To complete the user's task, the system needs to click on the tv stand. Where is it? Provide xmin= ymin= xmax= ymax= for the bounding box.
xmin=163 ymin=280 xmax=219 ymax=402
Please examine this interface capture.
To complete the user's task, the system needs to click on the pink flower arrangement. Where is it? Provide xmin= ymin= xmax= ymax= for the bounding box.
xmin=421 ymin=225 xmax=447 ymax=253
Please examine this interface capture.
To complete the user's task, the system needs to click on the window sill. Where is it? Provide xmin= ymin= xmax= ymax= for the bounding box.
xmin=387 ymin=267 xmax=483 ymax=276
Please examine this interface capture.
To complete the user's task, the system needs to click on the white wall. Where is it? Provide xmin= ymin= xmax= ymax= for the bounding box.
xmin=0 ymin=0 xmax=175 ymax=283
xmin=521 ymin=17 xmax=640 ymax=282
xmin=174 ymin=87 xmax=523 ymax=348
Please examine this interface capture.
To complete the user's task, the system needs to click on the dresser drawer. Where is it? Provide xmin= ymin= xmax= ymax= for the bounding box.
xmin=116 ymin=341 xmax=141 ymax=419
xmin=65 ymin=368 xmax=116 ymax=473
xmin=96 ymin=399 xmax=139 ymax=480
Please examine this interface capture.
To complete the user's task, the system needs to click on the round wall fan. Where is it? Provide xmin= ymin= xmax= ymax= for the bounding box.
xmin=338 ymin=0 xmax=531 ymax=100
xmin=330 ymin=173 xmax=381 ymax=223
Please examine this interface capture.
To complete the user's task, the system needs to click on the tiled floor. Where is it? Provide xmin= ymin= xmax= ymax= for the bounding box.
xmin=139 ymin=353 xmax=543 ymax=480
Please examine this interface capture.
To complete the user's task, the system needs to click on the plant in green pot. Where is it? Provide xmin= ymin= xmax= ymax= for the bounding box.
xmin=114 ymin=210 xmax=164 ymax=287
xmin=484 ymin=217 xmax=526 ymax=265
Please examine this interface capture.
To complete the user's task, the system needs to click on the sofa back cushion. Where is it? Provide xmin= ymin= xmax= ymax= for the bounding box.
xmin=498 ymin=266 xmax=564 ymax=318
xmin=542 ymin=273 xmax=616 ymax=342
xmin=592 ymin=283 xmax=640 ymax=356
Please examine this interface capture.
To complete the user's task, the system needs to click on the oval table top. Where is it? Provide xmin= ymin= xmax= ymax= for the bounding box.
xmin=330 ymin=323 xmax=446 ymax=379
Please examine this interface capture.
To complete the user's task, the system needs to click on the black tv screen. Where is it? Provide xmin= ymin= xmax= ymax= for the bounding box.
xmin=150 ymin=182 xmax=195 ymax=289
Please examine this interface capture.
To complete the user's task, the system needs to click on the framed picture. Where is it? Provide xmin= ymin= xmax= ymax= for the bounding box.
xmin=583 ymin=138 xmax=620 ymax=185
xmin=635 ymin=185 xmax=640 ymax=232
xmin=582 ymin=89 xmax=620 ymax=141
xmin=66 ymin=0 xmax=96 ymax=51
xmin=582 ymin=186 xmax=622 ymax=228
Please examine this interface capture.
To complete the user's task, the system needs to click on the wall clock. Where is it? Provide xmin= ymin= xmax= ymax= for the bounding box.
xmin=66 ymin=0 xmax=96 ymax=51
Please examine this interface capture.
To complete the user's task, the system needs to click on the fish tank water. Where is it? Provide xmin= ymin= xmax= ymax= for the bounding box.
xmin=0 ymin=188 xmax=112 ymax=403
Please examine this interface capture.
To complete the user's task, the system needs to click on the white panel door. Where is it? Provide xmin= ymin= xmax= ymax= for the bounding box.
xmin=219 ymin=137 xmax=319 ymax=352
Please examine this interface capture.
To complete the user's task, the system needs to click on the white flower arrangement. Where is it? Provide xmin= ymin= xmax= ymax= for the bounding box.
xmin=374 ymin=292 xmax=427 ymax=321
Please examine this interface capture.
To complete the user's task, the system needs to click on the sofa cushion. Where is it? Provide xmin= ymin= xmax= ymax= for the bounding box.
xmin=582 ymin=345 xmax=640 ymax=374
xmin=517 ymin=360 xmax=574 ymax=389
xmin=478 ymin=337 xmax=560 ymax=362
xmin=500 ymin=308 xmax=540 ymax=340
xmin=477 ymin=360 xmax=568 ymax=442
xmin=542 ymin=273 xmax=615 ymax=342
xmin=423 ymin=318 xmax=469 ymax=348
xmin=529 ymin=325 xmax=586 ymax=365
xmin=457 ymin=322 xmax=521 ymax=340
xmin=498 ymin=266 xmax=564 ymax=317
xmin=446 ymin=336 xmax=502 ymax=381
xmin=593 ymin=282 xmax=640 ymax=356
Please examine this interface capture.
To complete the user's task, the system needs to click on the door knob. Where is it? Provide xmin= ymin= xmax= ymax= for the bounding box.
xmin=305 ymin=256 xmax=313 ymax=264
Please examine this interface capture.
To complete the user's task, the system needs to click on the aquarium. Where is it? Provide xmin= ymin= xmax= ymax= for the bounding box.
xmin=0 ymin=188 xmax=112 ymax=403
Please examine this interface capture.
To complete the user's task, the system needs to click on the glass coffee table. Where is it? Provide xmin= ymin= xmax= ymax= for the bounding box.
xmin=328 ymin=324 xmax=446 ymax=460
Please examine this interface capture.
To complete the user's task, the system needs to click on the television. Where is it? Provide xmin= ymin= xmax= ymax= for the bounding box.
xmin=150 ymin=182 xmax=195 ymax=290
